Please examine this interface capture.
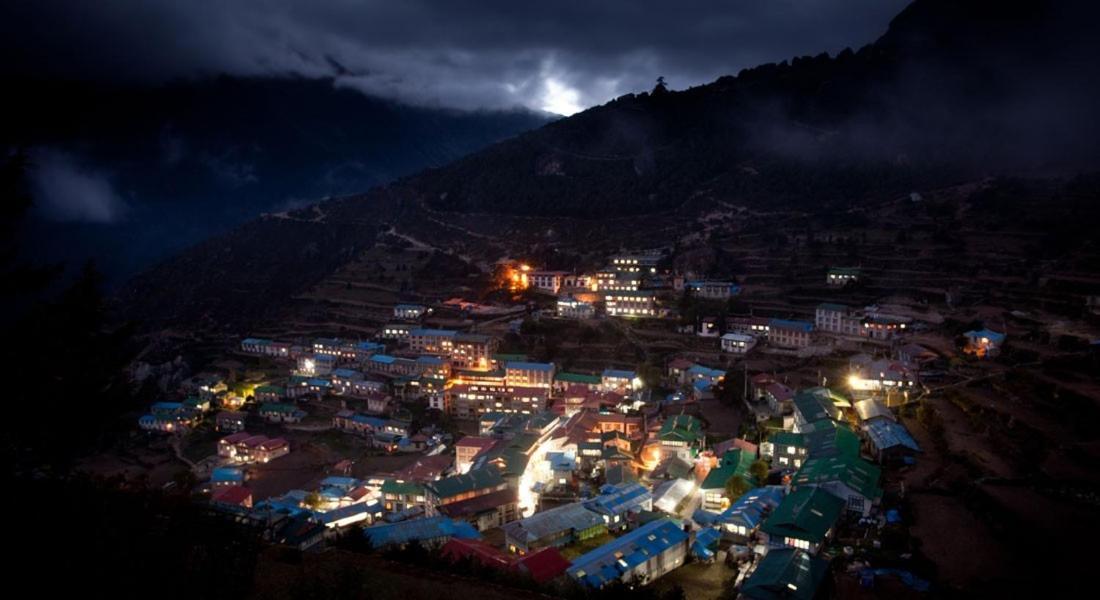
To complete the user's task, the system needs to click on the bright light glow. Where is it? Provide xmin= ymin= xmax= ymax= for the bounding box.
xmin=541 ymin=78 xmax=583 ymax=116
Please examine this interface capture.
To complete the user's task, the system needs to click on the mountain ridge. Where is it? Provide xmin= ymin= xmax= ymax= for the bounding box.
xmin=116 ymin=0 xmax=1100 ymax=331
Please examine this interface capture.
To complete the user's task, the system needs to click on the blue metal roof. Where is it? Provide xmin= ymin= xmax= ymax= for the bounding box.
xmin=691 ymin=527 xmax=722 ymax=560
xmin=769 ymin=319 xmax=814 ymax=332
xmin=211 ymin=467 xmax=244 ymax=483
xmin=964 ymin=328 xmax=1005 ymax=343
xmin=363 ymin=516 xmax=480 ymax=547
xmin=370 ymin=354 xmax=397 ymax=364
xmin=602 ymin=368 xmax=636 ymax=379
xmin=409 ymin=328 xmax=457 ymax=337
xmin=866 ymin=419 xmax=921 ymax=453
xmin=567 ymin=518 xmax=689 ymax=588
xmin=717 ymin=486 xmax=785 ymax=531
xmin=584 ymin=482 xmax=651 ymax=517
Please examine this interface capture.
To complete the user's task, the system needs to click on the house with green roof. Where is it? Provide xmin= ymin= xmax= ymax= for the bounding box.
xmin=658 ymin=414 xmax=704 ymax=460
xmin=791 ymin=387 xmax=850 ymax=433
xmin=792 ymin=454 xmax=882 ymax=516
xmin=825 ymin=266 xmax=860 ymax=287
xmin=553 ymin=371 xmax=602 ymax=391
xmin=428 ymin=466 xmax=507 ymax=505
xmin=258 ymin=402 xmax=306 ymax=423
xmin=803 ymin=420 xmax=861 ymax=460
xmin=254 ymin=384 xmax=285 ymax=402
xmin=741 ymin=547 xmax=829 ymax=600
xmin=761 ymin=487 xmax=845 ymax=554
xmin=381 ymin=479 xmax=428 ymax=513
xmin=700 ymin=449 xmax=758 ymax=512
xmin=762 ymin=431 xmax=808 ymax=470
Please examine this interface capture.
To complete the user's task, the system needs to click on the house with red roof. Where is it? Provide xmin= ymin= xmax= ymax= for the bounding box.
xmin=455 ymin=436 xmax=497 ymax=474
xmin=211 ymin=485 xmax=253 ymax=509
xmin=512 ymin=547 xmax=572 ymax=584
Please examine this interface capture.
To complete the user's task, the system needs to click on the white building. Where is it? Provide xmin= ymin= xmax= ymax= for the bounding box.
xmin=720 ymin=333 xmax=756 ymax=354
xmin=557 ymin=295 xmax=595 ymax=319
xmin=815 ymin=303 xmax=862 ymax=336
xmin=530 ymin=271 xmax=569 ymax=294
xmin=393 ymin=304 xmax=429 ymax=320
xmin=605 ymin=290 xmax=657 ymax=318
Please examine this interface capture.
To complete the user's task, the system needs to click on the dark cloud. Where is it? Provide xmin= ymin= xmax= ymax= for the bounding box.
xmin=1 ymin=1 xmax=909 ymax=113
xmin=29 ymin=148 xmax=126 ymax=223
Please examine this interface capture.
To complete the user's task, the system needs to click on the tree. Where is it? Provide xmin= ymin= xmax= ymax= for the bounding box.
xmin=304 ymin=491 xmax=322 ymax=509
xmin=725 ymin=475 xmax=751 ymax=501
xmin=749 ymin=459 xmax=769 ymax=485
xmin=653 ymin=76 xmax=669 ymax=95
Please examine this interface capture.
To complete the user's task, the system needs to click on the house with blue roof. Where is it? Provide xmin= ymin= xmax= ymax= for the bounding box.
xmin=964 ymin=328 xmax=1006 ymax=358
xmin=505 ymin=361 xmax=556 ymax=388
xmin=138 ymin=401 xmax=196 ymax=432
xmin=584 ymin=482 xmax=653 ymax=530
xmin=717 ymin=486 xmax=785 ymax=540
xmin=601 ymin=368 xmax=641 ymax=393
xmin=364 ymin=515 xmax=479 ymax=548
xmin=210 ymin=466 xmax=245 ymax=487
xmin=864 ymin=419 xmax=921 ymax=464
xmin=691 ymin=527 xmax=722 ymax=561
xmin=566 ymin=518 xmax=690 ymax=588
xmin=768 ymin=319 xmax=815 ymax=349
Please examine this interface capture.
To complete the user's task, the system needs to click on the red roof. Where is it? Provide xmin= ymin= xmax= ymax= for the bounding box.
xmin=259 ymin=438 xmax=288 ymax=451
xmin=395 ymin=453 xmax=453 ymax=482
xmin=440 ymin=538 xmax=513 ymax=569
xmin=456 ymin=436 xmax=497 ymax=451
xmin=211 ymin=485 xmax=252 ymax=506
xmin=241 ymin=435 xmax=270 ymax=448
xmin=437 ymin=488 xmax=517 ymax=519
xmin=513 ymin=547 xmax=571 ymax=584
xmin=668 ymin=357 xmax=694 ymax=370
xmin=220 ymin=432 xmax=252 ymax=444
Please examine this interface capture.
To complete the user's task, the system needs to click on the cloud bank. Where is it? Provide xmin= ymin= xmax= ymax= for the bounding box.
xmin=1 ymin=1 xmax=909 ymax=114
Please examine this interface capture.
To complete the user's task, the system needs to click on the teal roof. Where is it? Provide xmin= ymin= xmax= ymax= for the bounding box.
xmin=428 ymin=467 xmax=503 ymax=499
xmin=803 ymin=421 xmax=861 ymax=459
xmin=701 ymin=449 xmax=756 ymax=490
xmin=793 ymin=455 xmax=883 ymax=500
xmin=741 ymin=548 xmax=829 ymax=600
xmin=761 ymin=487 xmax=844 ymax=544
xmin=659 ymin=414 xmax=703 ymax=443
xmin=380 ymin=479 xmax=425 ymax=496
xmin=555 ymin=371 xmax=601 ymax=385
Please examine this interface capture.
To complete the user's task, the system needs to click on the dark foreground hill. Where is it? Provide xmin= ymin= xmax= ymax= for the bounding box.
xmin=117 ymin=0 xmax=1100 ymax=330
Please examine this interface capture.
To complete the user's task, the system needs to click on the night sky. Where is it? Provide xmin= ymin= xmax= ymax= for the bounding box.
xmin=2 ymin=0 xmax=908 ymax=115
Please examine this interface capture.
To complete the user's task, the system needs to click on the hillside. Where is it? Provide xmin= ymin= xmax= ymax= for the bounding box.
xmin=117 ymin=0 xmax=1100 ymax=331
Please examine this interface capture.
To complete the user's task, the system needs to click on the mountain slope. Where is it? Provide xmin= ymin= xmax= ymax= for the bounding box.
xmin=117 ymin=0 xmax=1100 ymax=330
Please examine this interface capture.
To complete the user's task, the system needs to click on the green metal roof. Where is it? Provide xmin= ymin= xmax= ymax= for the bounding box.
xmin=381 ymin=479 xmax=425 ymax=496
xmin=761 ymin=487 xmax=844 ymax=544
xmin=803 ymin=421 xmax=861 ymax=459
xmin=793 ymin=454 xmax=882 ymax=500
xmin=767 ymin=431 xmax=805 ymax=448
xmin=701 ymin=449 xmax=756 ymax=490
xmin=428 ymin=466 xmax=503 ymax=499
xmin=659 ymin=414 xmax=703 ymax=443
xmin=554 ymin=371 xmax=601 ymax=385
xmin=741 ymin=548 xmax=829 ymax=600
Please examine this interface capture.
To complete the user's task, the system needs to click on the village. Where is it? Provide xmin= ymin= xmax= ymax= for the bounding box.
xmin=118 ymin=244 xmax=1068 ymax=600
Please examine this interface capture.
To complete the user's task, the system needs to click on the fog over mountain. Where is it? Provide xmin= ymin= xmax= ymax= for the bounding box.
xmin=2 ymin=1 xmax=909 ymax=113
